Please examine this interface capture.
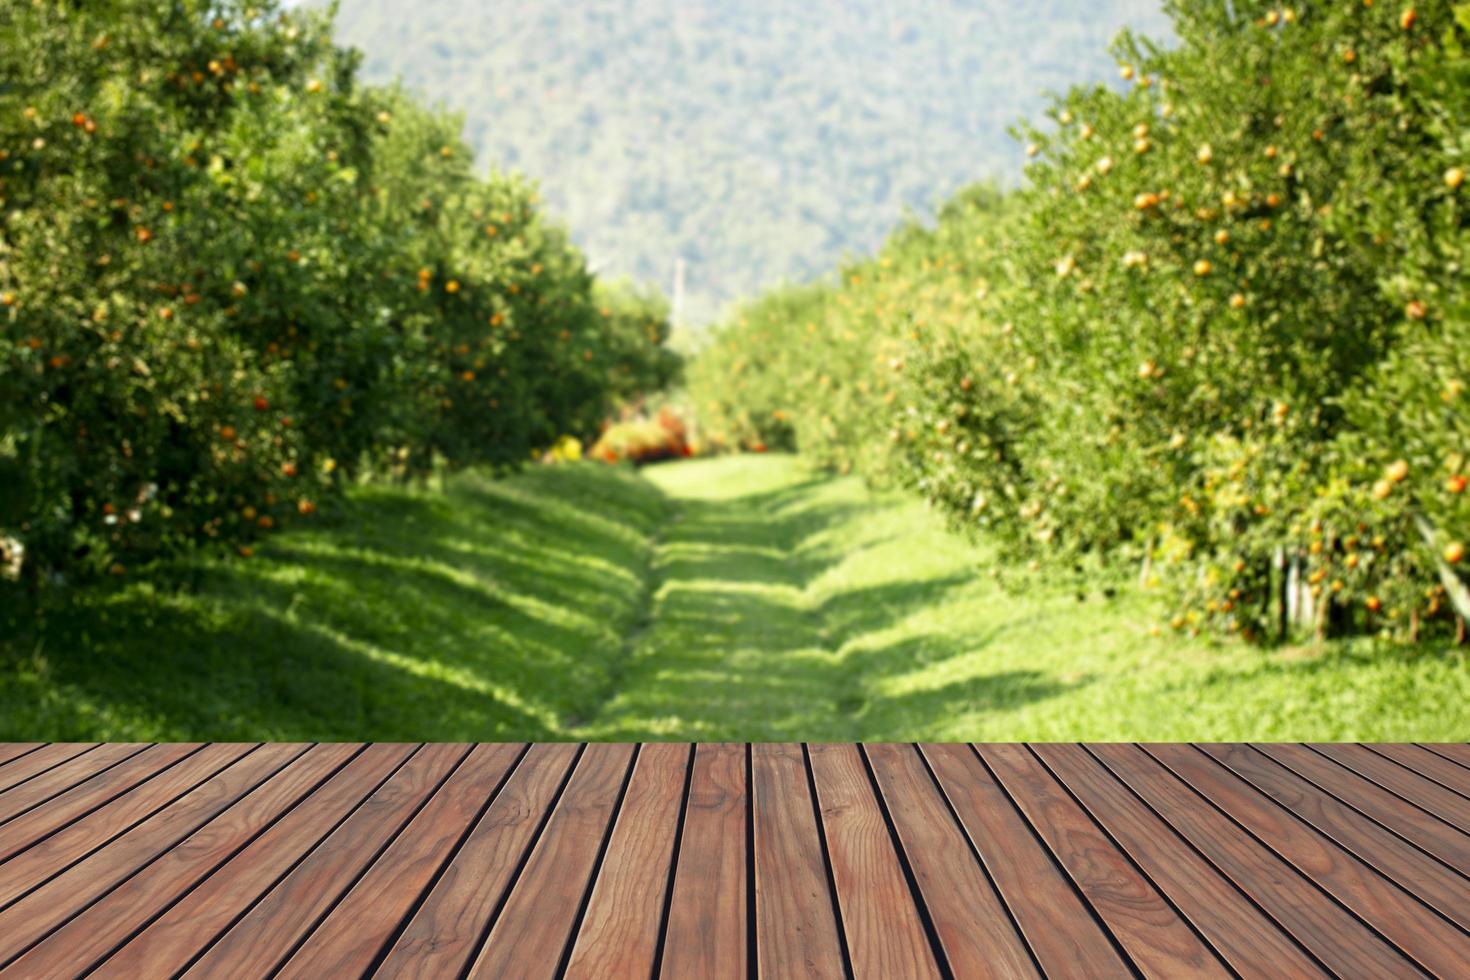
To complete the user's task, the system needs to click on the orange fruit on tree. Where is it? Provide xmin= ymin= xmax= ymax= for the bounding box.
xmin=1447 ymin=474 xmax=1467 ymax=494
xmin=1445 ymin=542 xmax=1465 ymax=564
xmin=1386 ymin=459 xmax=1410 ymax=483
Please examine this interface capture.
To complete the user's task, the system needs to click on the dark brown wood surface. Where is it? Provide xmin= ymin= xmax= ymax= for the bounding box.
xmin=0 ymin=742 xmax=1465 ymax=978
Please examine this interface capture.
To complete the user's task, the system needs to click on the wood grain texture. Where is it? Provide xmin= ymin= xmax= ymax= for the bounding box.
xmin=277 ymin=743 xmax=525 ymax=979
xmin=1367 ymin=743 xmax=1470 ymax=798
xmin=563 ymin=742 xmax=689 ymax=980
xmin=977 ymin=744 xmax=1230 ymax=980
xmin=375 ymin=741 xmax=582 ymax=979
xmin=0 ymin=743 xmax=148 ymax=825
xmin=0 ymin=741 xmax=1462 ymax=979
xmin=1200 ymin=743 xmax=1470 ymax=932
xmin=1032 ymin=743 xmax=1328 ymax=979
xmin=924 ymin=743 xmax=1129 ymax=978
xmin=659 ymin=742 xmax=748 ymax=980
xmin=1148 ymin=743 xmax=1470 ymax=977
xmin=466 ymin=741 xmax=636 ymax=980
xmin=0 ymin=743 xmax=98 ymax=795
xmin=90 ymin=743 xmax=411 ymax=979
xmin=0 ymin=743 xmax=199 ymax=863
xmin=0 ymin=744 xmax=43 ymax=770
xmin=1310 ymin=742 xmax=1470 ymax=827
xmin=751 ymin=742 xmax=848 ymax=979
xmin=1421 ymin=742 xmax=1470 ymax=769
xmin=809 ymin=743 xmax=941 ymax=980
xmin=1091 ymin=743 xmax=1418 ymax=979
xmin=0 ymin=742 xmax=253 ymax=911
xmin=184 ymin=743 xmax=469 ymax=979
xmin=865 ymin=743 xmax=1039 ymax=979
xmin=7 ymin=743 xmax=361 ymax=979
xmin=0 ymin=743 xmax=302 ymax=968
xmin=1258 ymin=742 xmax=1470 ymax=875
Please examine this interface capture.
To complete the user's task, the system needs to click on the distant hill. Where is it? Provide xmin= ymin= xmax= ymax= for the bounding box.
xmin=324 ymin=0 xmax=1169 ymax=325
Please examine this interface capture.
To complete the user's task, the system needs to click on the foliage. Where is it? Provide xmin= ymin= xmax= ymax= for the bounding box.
xmin=689 ymin=2 xmax=1470 ymax=645
xmin=7 ymin=454 xmax=1467 ymax=741
xmin=324 ymin=0 xmax=1172 ymax=325
xmin=0 ymin=0 xmax=677 ymax=584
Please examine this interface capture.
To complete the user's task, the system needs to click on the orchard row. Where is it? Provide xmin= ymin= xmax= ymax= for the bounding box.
xmin=0 ymin=0 xmax=678 ymax=583
xmin=690 ymin=1 xmax=1470 ymax=643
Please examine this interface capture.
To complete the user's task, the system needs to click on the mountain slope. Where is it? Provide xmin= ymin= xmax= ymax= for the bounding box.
xmin=325 ymin=0 xmax=1169 ymax=324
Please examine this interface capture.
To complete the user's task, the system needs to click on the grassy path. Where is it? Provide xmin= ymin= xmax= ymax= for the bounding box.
xmin=3 ymin=454 xmax=1467 ymax=741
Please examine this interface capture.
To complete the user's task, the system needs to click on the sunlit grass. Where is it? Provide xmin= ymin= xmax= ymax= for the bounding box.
xmin=3 ymin=453 xmax=1467 ymax=741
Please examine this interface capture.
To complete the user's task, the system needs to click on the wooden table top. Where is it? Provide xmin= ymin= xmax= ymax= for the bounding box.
xmin=0 ymin=742 xmax=1465 ymax=977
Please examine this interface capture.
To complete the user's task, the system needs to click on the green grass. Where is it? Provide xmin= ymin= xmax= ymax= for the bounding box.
xmin=3 ymin=453 xmax=1468 ymax=740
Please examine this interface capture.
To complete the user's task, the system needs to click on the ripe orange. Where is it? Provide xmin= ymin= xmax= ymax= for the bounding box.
xmin=1447 ymin=167 xmax=1465 ymax=190
xmin=1405 ymin=300 xmax=1427 ymax=320
xmin=282 ymin=462 xmax=298 ymax=477
xmin=1365 ymin=596 xmax=1382 ymax=612
xmin=1372 ymin=479 xmax=1393 ymax=500
xmin=1445 ymin=542 xmax=1465 ymax=564
xmin=1193 ymin=259 xmax=1212 ymax=277
xmin=220 ymin=425 xmax=237 ymax=441
xmin=1387 ymin=459 xmax=1410 ymax=483
xmin=253 ymin=395 xmax=269 ymax=412
xmin=1400 ymin=7 xmax=1417 ymax=29
xmin=1448 ymin=474 xmax=1467 ymax=494
xmin=1229 ymin=292 xmax=1247 ymax=309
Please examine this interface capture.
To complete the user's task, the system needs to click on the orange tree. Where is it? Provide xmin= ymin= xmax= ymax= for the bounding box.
xmin=688 ymin=1 xmax=1470 ymax=644
xmin=0 ymin=0 xmax=676 ymax=587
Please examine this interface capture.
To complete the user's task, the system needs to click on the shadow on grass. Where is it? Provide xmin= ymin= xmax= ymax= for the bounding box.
xmin=0 ymin=463 xmax=670 ymax=741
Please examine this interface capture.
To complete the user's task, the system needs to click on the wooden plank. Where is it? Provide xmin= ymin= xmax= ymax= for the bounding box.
xmin=0 ymin=744 xmax=199 ymax=863
xmin=0 ymin=743 xmax=303 ymax=967
xmin=809 ymin=743 xmax=940 ymax=980
xmin=376 ymin=741 xmax=582 ymax=978
xmin=1091 ymin=743 xmax=1418 ymax=978
xmin=924 ymin=743 xmax=1128 ymax=977
xmin=0 ymin=744 xmax=44 ymax=769
xmin=1258 ymin=742 xmax=1470 ymax=875
xmin=90 ymin=743 xmax=414 ymax=979
xmin=1151 ymin=744 xmax=1470 ymax=975
xmin=182 ymin=743 xmax=469 ymax=978
xmin=1032 ymin=743 xmax=1328 ymax=979
xmin=977 ymin=744 xmax=1230 ymax=980
xmin=865 ymin=743 xmax=1039 ymax=979
xmin=563 ymin=743 xmax=689 ymax=980
xmin=1311 ymin=743 xmax=1470 ymax=827
xmin=466 ymin=742 xmax=637 ymax=979
xmin=0 ymin=744 xmax=98 ymax=795
xmin=0 ymin=743 xmax=254 ymax=910
xmin=0 ymin=744 xmax=150 ymax=825
xmin=1368 ymin=743 xmax=1470 ymax=798
xmin=277 ymin=743 xmax=526 ymax=979
xmin=1422 ymin=743 xmax=1470 ymax=769
xmin=658 ymin=742 xmax=748 ymax=980
xmin=5 ymin=743 xmax=361 ymax=978
xmin=1201 ymin=744 xmax=1470 ymax=931
xmin=751 ymin=743 xmax=848 ymax=979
